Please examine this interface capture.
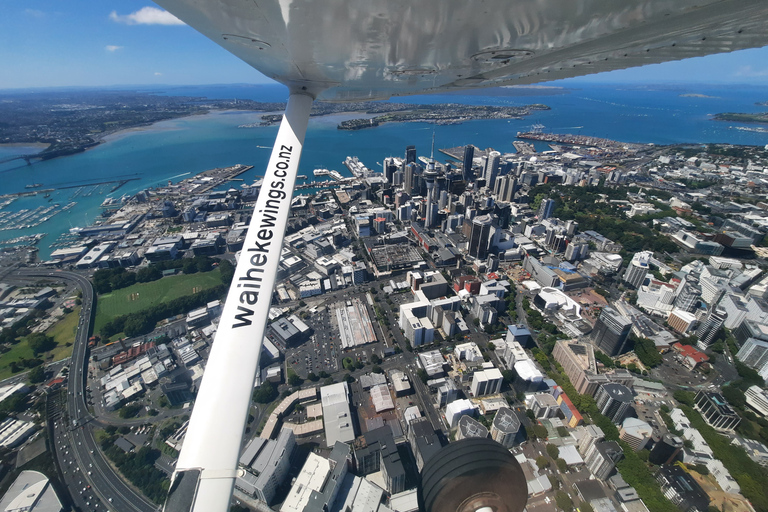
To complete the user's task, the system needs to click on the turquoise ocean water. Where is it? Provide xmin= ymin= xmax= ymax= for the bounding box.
xmin=0 ymin=82 xmax=767 ymax=259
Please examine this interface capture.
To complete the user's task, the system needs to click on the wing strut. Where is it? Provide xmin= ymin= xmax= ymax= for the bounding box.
xmin=163 ymin=91 xmax=314 ymax=512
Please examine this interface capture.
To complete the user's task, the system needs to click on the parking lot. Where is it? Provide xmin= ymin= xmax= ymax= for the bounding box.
xmin=287 ymin=308 xmax=340 ymax=378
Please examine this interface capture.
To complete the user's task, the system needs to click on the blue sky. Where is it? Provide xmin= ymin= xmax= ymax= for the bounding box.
xmin=2 ymin=1 xmax=768 ymax=90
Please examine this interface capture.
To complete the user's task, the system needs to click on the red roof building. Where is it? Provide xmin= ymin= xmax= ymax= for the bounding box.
xmin=671 ymin=343 xmax=709 ymax=370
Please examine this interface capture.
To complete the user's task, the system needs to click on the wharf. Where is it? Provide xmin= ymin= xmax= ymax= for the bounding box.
xmin=195 ymin=164 xmax=254 ymax=193
xmin=513 ymin=141 xmax=536 ymax=154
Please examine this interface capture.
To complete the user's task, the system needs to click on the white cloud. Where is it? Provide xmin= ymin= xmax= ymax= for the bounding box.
xmin=105 ymin=45 xmax=123 ymax=52
xmin=154 ymin=72 xmax=163 ymax=76
xmin=735 ymin=65 xmax=768 ymax=78
xmin=24 ymin=9 xmax=45 ymax=18
xmin=109 ymin=7 xmax=185 ymax=26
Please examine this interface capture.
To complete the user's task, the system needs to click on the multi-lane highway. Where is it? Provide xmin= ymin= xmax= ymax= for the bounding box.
xmin=13 ymin=269 xmax=158 ymax=512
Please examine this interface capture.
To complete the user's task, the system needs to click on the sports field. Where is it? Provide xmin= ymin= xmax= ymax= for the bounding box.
xmin=0 ymin=307 xmax=79 ymax=381
xmin=93 ymin=269 xmax=222 ymax=333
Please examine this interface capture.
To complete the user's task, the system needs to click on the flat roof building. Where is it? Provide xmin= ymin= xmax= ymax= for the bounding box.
xmin=457 ymin=415 xmax=488 ymax=440
xmin=694 ymin=391 xmax=741 ymax=432
xmin=491 ymin=407 xmax=522 ymax=448
xmin=321 ymin=382 xmax=356 ymax=447
xmin=235 ymin=428 xmax=296 ymax=505
xmin=595 ymin=383 xmax=634 ymax=424
xmin=281 ymin=442 xmax=351 ymax=512
xmin=0 ymin=470 xmax=63 ymax=512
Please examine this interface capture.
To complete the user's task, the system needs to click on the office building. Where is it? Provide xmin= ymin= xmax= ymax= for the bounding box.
xmin=352 ymin=426 xmax=406 ymax=494
xmin=445 ymin=399 xmax=476 ymax=428
xmin=622 ymin=251 xmax=651 ymax=289
xmin=470 ymin=367 xmax=503 ymax=397
xmin=694 ymin=391 xmax=741 ymax=432
xmin=667 ymin=309 xmax=698 ymax=334
xmin=655 ymin=465 xmax=710 ymax=512
xmin=696 ymin=307 xmax=727 ymax=349
xmin=462 ymin=145 xmax=475 ymax=180
xmin=595 ymin=383 xmax=634 ymax=423
xmin=736 ymin=337 xmax=768 ymax=381
xmin=591 ymin=307 xmax=633 ymax=356
xmin=456 ymin=415 xmax=488 ymax=440
xmin=584 ymin=440 xmax=623 ymax=480
xmin=577 ymin=425 xmax=605 ymax=456
xmin=405 ymin=145 xmax=417 ymax=164
xmin=491 ymin=407 xmax=522 ymax=448
xmin=648 ymin=434 xmax=683 ymax=465
xmin=408 ymin=418 xmax=442 ymax=471
xmin=619 ymin=418 xmax=653 ymax=451
xmin=468 ymin=214 xmax=494 ymax=259
xmin=552 ymin=340 xmax=605 ymax=396
xmin=526 ymin=392 xmax=560 ymax=418
xmin=494 ymin=174 xmax=516 ymax=203
xmin=537 ymin=198 xmax=555 ymax=220
xmin=484 ymin=150 xmax=501 ymax=189
xmin=281 ymin=442 xmax=351 ymax=512
xmin=674 ymin=279 xmax=701 ymax=313
xmin=745 ymin=385 xmax=768 ymax=416
xmin=235 ymin=428 xmax=296 ymax=504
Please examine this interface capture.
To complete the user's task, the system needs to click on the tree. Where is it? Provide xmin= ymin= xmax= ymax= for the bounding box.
xmin=371 ymin=365 xmax=383 ymax=374
xmin=416 ymin=369 xmax=428 ymax=384
xmin=119 ymin=404 xmax=142 ymax=418
xmin=546 ymin=443 xmax=560 ymax=459
xmin=533 ymin=425 xmax=548 ymax=439
xmin=555 ymin=491 xmax=573 ymax=512
xmin=556 ymin=458 xmax=568 ymax=473
xmin=323 ymin=377 xmax=335 ymax=386
xmin=253 ymin=382 xmax=278 ymax=403
xmin=536 ymin=456 xmax=550 ymax=470
xmin=502 ymin=369 xmax=516 ymax=384
xmin=288 ymin=373 xmax=303 ymax=387
xmin=487 ymin=342 xmax=496 ymax=351
xmin=371 ymin=354 xmax=382 ymax=364
xmin=579 ymin=502 xmax=594 ymax=512
xmin=673 ymin=390 xmax=695 ymax=407
xmin=343 ymin=373 xmax=354 ymax=384
xmin=526 ymin=409 xmax=536 ymax=421
xmin=307 ymin=372 xmax=319 ymax=382
xmin=27 ymin=333 xmax=56 ymax=356
xmin=28 ymin=366 xmax=45 ymax=384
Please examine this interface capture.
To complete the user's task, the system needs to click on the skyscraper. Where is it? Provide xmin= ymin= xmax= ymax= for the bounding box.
xmin=405 ymin=145 xmax=417 ymax=164
xmin=674 ymin=278 xmax=701 ymax=313
xmin=696 ymin=307 xmax=727 ymax=349
xmin=595 ymin=383 xmax=634 ymax=423
xmin=462 ymin=145 xmax=475 ymax=181
xmin=623 ymin=251 xmax=652 ymax=289
xmin=591 ymin=307 xmax=632 ymax=356
xmin=537 ymin=198 xmax=555 ymax=220
xmin=468 ymin=214 xmax=494 ymax=259
xmin=493 ymin=174 xmax=516 ymax=203
xmin=484 ymin=151 xmax=501 ymax=190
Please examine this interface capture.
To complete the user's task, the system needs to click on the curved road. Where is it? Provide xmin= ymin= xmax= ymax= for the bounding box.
xmin=14 ymin=269 xmax=158 ymax=512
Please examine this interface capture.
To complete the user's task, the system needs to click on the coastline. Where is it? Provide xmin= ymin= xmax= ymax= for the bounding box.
xmin=0 ymin=142 xmax=49 ymax=150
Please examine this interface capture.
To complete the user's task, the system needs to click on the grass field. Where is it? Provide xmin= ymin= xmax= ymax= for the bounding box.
xmin=0 ymin=307 xmax=79 ymax=381
xmin=93 ymin=269 xmax=222 ymax=334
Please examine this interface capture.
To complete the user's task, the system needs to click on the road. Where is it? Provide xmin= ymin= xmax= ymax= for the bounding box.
xmin=13 ymin=269 xmax=158 ymax=512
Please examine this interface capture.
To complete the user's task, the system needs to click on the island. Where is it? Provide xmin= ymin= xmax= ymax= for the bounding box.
xmin=337 ymin=103 xmax=550 ymax=130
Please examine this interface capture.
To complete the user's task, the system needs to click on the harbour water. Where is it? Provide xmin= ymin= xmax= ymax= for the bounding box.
xmin=1 ymin=82 xmax=767 ymax=259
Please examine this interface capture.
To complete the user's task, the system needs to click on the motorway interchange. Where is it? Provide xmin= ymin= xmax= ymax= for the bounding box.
xmin=16 ymin=269 xmax=158 ymax=512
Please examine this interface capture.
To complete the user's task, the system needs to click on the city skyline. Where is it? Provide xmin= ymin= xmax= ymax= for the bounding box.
xmin=2 ymin=2 xmax=768 ymax=90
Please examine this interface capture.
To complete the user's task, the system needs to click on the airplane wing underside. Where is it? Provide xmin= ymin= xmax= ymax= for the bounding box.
xmin=155 ymin=0 xmax=768 ymax=100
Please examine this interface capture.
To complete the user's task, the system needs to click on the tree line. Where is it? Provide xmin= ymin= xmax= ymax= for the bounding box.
xmin=92 ymin=255 xmax=218 ymax=294
xmin=100 ymin=285 xmax=226 ymax=338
